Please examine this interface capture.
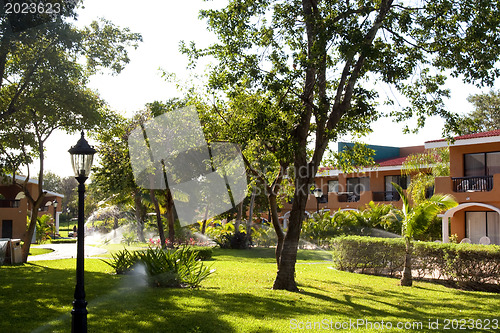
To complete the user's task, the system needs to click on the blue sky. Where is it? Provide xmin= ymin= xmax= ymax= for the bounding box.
xmin=41 ymin=0 xmax=489 ymax=178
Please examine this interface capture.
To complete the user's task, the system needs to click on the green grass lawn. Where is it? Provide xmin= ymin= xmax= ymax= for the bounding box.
xmin=28 ymin=247 xmax=54 ymax=256
xmin=1 ymin=247 xmax=499 ymax=332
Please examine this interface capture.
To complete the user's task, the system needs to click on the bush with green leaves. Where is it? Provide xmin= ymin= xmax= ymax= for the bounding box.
xmin=50 ymin=239 xmax=77 ymax=244
xmin=252 ymin=226 xmax=278 ymax=247
xmin=103 ymin=247 xmax=215 ymax=288
xmin=34 ymin=215 xmax=54 ymax=244
xmin=301 ymin=203 xmax=402 ymax=246
xmin=331 ymin=236 xmax=500 ymax=291
xmin=181 ymin=246 xmax=213 ymax=261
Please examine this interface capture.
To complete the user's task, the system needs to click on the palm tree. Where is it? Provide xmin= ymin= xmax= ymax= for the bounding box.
xmin=392 ymin=183 xmax=457 ymax=286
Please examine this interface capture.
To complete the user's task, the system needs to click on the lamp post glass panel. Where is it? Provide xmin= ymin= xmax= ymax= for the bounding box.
xmin=68 ymin=131 xmax=96 ymax=333
xmin=313 ymin=187 xmax=323 ymax=213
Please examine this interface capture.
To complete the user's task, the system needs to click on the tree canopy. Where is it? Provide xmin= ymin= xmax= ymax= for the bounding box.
xmin=0 ymin=0 xmax=142 ymax=262
xmin=184 ymin=0 xmax=500 ymax=291
xmin=462 ymin=90 xmax=500 ymax=133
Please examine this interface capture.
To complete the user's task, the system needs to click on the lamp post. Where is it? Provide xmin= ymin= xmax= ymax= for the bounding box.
xmin=313 ymin=187 xmax=323 ymax=214
xmin=68 ymin=131 xmax=96 ymax=333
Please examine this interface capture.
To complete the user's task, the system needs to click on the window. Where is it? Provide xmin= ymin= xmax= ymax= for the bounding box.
xmin=385 ymin=175 xmax=410 ymax=191
xmin=328 ymin=180 xmax=339 ymax=193
xmin=465 ymin=152 xmax=500 ymax=176
xmin=346 ymin=177 xmax=370 ymax=194
xmin=487 ymin=152 xmax=500 ymax=175
xmin=466 ymin=211 xmax=500 ymax=245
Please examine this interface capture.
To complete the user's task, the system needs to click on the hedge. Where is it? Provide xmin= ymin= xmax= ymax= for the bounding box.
xmin=330 ymin=236 xmax=500 ymax=290
xmin=50 ymin=238 xmax=77 ymax=244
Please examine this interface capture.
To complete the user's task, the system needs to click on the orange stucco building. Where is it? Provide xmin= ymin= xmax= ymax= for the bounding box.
xmin=0 ymin=176 xmax=64 ymax=240
xmin=284 ymin=130 xmax=500 ymax=245
xmin=427 ymin=130 xmax=500 ymax=245
xmin=281 ymin=143 xmax=427 ymax=226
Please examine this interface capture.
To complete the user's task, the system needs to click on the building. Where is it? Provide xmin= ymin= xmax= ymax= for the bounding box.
xmin=281 ymin=142 xmax=427 ymax=226
xmin=285 ymin=130 xmax=500 ymax=245
xmin=0 ymin=175 xmax=64 ymax=240
xmin=427 ymin=130 xmax=500 ymax=245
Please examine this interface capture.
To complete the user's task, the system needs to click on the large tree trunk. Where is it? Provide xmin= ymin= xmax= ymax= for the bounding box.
xmin=21 ymin=139 xmax=47 ymax=262
xmin=246 ymin=187 xmax=256 ymax=244
xmin=150 ymin=189 xmax=166 ymax=249
xmin=400 ymin=237 xmax=413 ymax=286
xmin=268 ymin=193 xmax=284 ymax=268
xmin=165 ymin=189 xmax=175 ymax=247
xmin=133 ymin=189 xmax=146 ymax=242
xmin=234 ymin=201 xmax=243 ymax=235
xmin=273 ymin=176 xmax=310 ymax=291
xmin=201 ymin=204 xmax=210 ymax=235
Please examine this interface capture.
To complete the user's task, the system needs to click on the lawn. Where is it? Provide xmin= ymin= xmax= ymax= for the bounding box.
xmin=1 ymin=247 xmax=499 ymax=332
xmin=29 ymin=247 xmax=54 ymax=256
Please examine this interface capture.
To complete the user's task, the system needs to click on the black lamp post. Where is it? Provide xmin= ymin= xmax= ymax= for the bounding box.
xmin=68 ymin=131 xmax=96 ymax=333
xmin=313 ymin=187 xmax=323 ymax=214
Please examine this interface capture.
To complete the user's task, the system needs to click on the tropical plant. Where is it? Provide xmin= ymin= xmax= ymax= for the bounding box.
xmin=103 ymin=247 xmax=215 ymax=288
xmin=34 ymin=215 xmax=53 ymax=244
xmin=402 ymin=147 xmax=450 ymax=205
xmin=392 ymin=183 xmax=457 ymax=286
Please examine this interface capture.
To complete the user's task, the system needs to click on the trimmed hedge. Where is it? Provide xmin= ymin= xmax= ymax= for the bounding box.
xmin=330 ymin=236 xmax=500 ymax=290
xmin=186 ymin=246 xmax=213 ymax=261
xmin=50 ymin=238 xmax=77 ymax=244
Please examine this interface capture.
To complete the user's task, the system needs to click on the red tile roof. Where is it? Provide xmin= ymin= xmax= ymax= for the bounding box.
xmin=426 ymin=129 xmax=500 ymax=143
xmin=317 ymin=156 xmax=408 ymax=174
xmin=377 ymin=156 xmax=409 ymax=167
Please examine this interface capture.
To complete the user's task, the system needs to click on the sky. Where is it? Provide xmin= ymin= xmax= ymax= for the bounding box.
xmin=40 ymin=0 xmax=491 ymax=178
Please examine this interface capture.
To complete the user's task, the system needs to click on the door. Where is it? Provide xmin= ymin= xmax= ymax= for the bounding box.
xmin=1 ymin=220 xmax=13 ymax=238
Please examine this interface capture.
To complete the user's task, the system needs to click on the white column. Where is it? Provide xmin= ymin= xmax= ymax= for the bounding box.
xmin=442 ymin=216 xmax=449 ymax=243
xmin=55 ymin=212 xmax=61 ymax=234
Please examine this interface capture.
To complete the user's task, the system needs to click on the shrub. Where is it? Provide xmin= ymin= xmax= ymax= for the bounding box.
xmin=330 ymin=236 xmax=500 ymax=290
xmin=186 ymin=246 xmax=213 ymax=261
xmin=214 ymin=232 xmax=250 ymax=249
xmin=331 ymin=236 xmax=404 ymax=276
xmin=105 ymin=248 xmax=138 ymax=275
xmin=252 ymin=227 xmax=278 ymax=247
xmin=121 ymin=231 xmax=137 ymax=246
xmin=103 ymin=247 xmax=215 ymax=288
xmin=50 ymin=239 xmax=77 ymax=244
xmin=301 ymin=203 xmax=403 ymax=246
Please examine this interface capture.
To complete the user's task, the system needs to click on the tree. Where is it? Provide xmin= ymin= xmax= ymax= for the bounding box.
xmin=461 ymin=90 xmax=500 ymax=133
xmin=0 ymin=9 xmax=142 ymax=262
xmin=402 ymin=147 xmax=449 ymax=205
xmin=42 ymin=171 xmax=62 ymax=193
xmin=184 ymin=0 xmax=500 ymax=291
xmin=59 ymin=176 xmax=78 ymax=217
xmin=92 ymin=112 xmax=149 ymax=242
xmin=393 ymin=183 xmax=456 ymax=286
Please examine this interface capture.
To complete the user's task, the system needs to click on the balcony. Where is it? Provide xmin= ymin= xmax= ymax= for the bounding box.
xmin=452 ymin=176 xmax=493 ymax=192
xmin=337 ymin=192 xmax=360 ymax=202
xmin=0 ymin=199 xmax=20 ymax=208
xmin=373 ymin=191 xmax=400 ymax=202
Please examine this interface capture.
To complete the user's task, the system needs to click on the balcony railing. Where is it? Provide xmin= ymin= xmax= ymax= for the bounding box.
xmin=452 ymin=176 xmax=493 ymax=192
xmin=0 ymin=199 xmax=20 ymax=208
xmin=337 ymin=192 xmax=360 ymax=202
xmin=373 ymin=191 xmax=400 ymax=202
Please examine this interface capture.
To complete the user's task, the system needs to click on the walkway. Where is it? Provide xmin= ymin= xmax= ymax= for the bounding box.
xmin=27 ymin=243 xmax=108 ymax=261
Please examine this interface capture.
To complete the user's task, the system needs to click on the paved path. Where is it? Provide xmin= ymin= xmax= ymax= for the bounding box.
xmin=28 ymin=243 xmax=108 ymax=261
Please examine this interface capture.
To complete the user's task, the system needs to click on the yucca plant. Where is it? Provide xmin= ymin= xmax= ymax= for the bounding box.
xmin=393 ymin=182 xmax=457 ymax=286
xmin=104 ymin=247 xmax=215 ymax=288
xmin=103 ymin=248 xmax=139 ymax=274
